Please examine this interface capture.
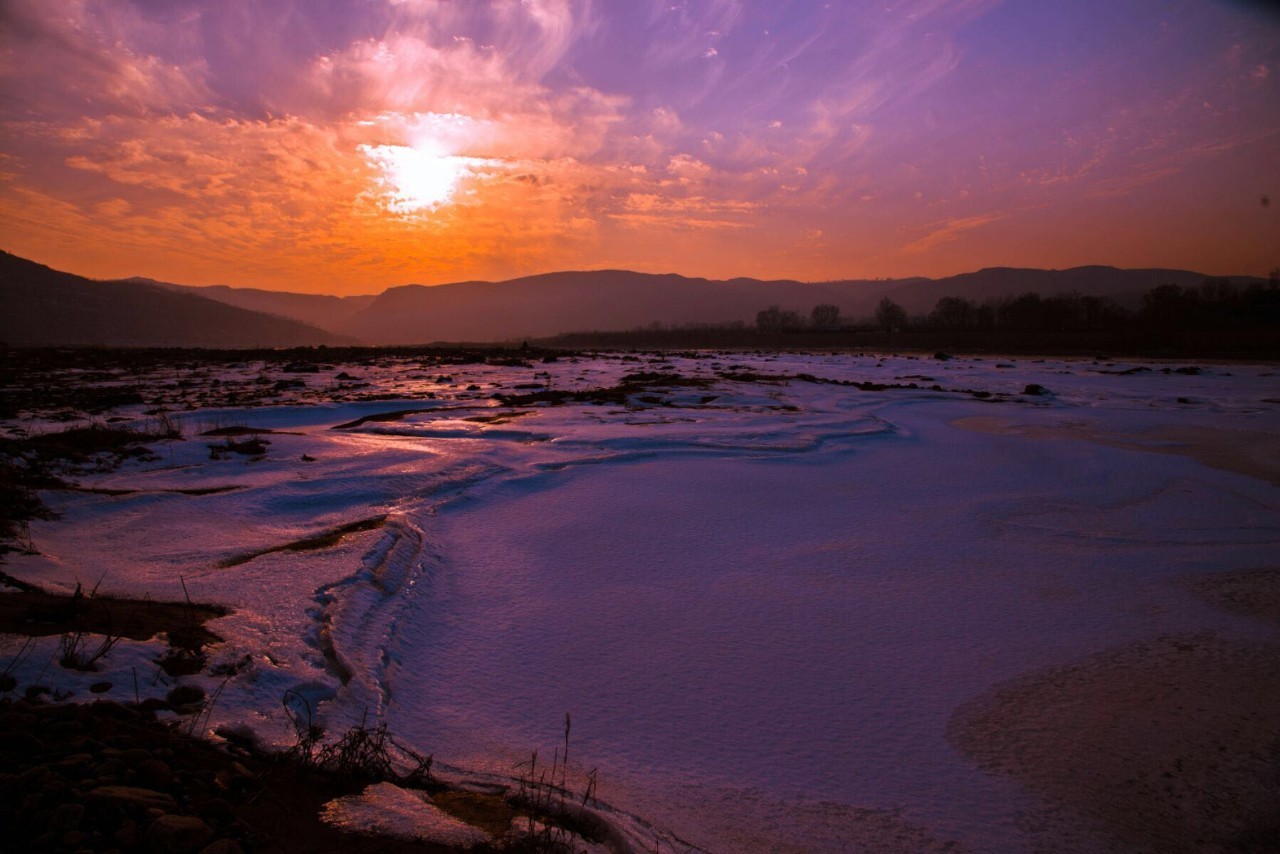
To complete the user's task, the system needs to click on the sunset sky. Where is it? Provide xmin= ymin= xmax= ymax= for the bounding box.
xmin=1 ymin=1 xmax=1277 ymax=294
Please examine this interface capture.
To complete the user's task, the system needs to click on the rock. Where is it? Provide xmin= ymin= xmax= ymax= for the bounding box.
xmin=30 ymin=831 xmax=57 ymax=849
xmin=0 ymin=711 xmax=36 ymax=729
xmin=96 ymin=758 xmax=128 ymax=777
xmin=1022 ymin=384 xmax=1050 ymax=396
xmin=89 ymin=681 xmax=113 ymax=694
xmin=125 ymin=748 xmax=154 ymax=767
xmin=18 ymin=764 xmax=55 ymax=787
xmin=88 ymin=701 xmax=134 ymax=719
xmin=199 ymin=841 xmax=244 ymax=854
xmin=0 ymin=731 xmax=45 ymax=756
xmin=114 ymin=820 xmax=141 ymax=847
xmin=52 ymin=802 xmax=85 ymax=833
xmin=136 ymin=758 xmax=174 ymax=788
xmin=61 ymin=829 xmax=87 ymax=847
xmin=58 ymin=752 xmax=95 ymax=767
xmin=166 ymin=686 xmax=205 ymax=707
xmin=145 ymin=814 xmax=214 ymax=854
xmin=67 ymin=735 xmax=103 ymax=753
xmin=87 ymin=785 xmax=178 ymax=811
xmin=196 ymin=797 xmax=234 ymax=826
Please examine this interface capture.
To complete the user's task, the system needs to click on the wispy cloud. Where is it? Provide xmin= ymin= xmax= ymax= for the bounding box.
xmin=1 ymin=0 xmax=1277 ymax=286
xmin=902 ymin=213 xmax=1005 ymax=254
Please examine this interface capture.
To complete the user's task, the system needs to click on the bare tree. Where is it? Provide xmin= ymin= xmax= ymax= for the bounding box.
xmin=930 ymin=296 xmax=977 ymax=329
xmin=874 ymin=297 xmax=907 ymax=331
xmin=756 ymin=305 xmax=803 ymax=331
xmin=810 ymin=304 xmax=840 ymax=329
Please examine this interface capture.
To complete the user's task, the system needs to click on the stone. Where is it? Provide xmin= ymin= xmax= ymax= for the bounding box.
xmin=144 ymin=814 xmax=214 ymax=854
xmin=96 ymin=758 xmax=128 ymax=777
xmin=0 ymin=731 xmax=45 ymax=756
xmin=88 ymin=700 xmax=135 ymax=719
xmin=52 ymin=802 xmax=85 ymax=833
xmin=124 ymin=748 xmax=153 ymax=767
xmin=197 ymin=797 xmax=233 ymax=826
xmin=87 ymin=785 xmax=178 ymax=811
xmin=166 ymin=686 xmax=205 ymax=707
xmin=136 ymin=758 xmax=174 ymax=788
xmin=114 ymin=820 xmax=141 ymax=847
xmin=62 ymin=829 xmax=87 ymax=847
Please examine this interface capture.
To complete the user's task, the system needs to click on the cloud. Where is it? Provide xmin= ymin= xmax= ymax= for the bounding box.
xmin=902 ymin=213 xmax=1004 ymax=254
xmin=0 ymin=0 xmax=213 ymax=119
xmin=2 ymin=0 xmax=1278 ymax=285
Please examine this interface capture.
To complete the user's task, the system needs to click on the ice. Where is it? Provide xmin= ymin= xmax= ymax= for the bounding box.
xmin=2 ymin=351 xmax=1277 ymax=851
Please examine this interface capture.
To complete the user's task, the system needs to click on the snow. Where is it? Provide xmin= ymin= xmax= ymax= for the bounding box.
xmin=2 ymin=351 xmax=1278 ymax=851
xmin=320 ymin=782 xmax=491 ymax=846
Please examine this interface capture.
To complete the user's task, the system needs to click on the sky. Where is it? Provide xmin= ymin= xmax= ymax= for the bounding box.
xmin=1 ymin=0 xmax=1277 ymax=294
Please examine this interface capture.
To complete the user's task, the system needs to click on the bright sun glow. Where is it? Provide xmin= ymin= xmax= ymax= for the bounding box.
xmin=361 ymin=143 xmax=471 ymax=212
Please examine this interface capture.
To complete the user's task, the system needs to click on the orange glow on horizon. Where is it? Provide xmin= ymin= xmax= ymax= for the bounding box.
xmin=0 ymin=1 xmax=1276 ymax=294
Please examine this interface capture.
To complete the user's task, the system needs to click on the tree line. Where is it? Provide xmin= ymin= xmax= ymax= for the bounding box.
xmin=756 ymin=303 xmax=842 ymax=331
xmin=757 ymin=273 xmax=1280 ymax=334
xmin=911 ymin=275 xmax=1278 ymax=333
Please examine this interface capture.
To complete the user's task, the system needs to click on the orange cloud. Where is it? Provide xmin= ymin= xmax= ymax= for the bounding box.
xmin=2 ymin=0 xmax=1277 ymax=288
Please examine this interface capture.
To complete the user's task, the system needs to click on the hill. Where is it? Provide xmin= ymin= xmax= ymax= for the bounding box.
xmin=131 ymin=279 xmax=377 ymax=332
xmin=340 ymin=265 xmax=1259 ymax=345
xmin=338 ymin=270 xmax=875 ymax=344
xmin=3 ymin=250 xmax=1263 ymax=347
xmin=0 ymin=252 xmax=350 ymax=348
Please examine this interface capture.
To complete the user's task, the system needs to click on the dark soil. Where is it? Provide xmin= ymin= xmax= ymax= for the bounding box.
xmin=217 ymin=517 xmax=388 ymax=569
xmin=0 ymin=697 xmax=469 ymax=853
xmin=0 ymin=589 xmax=225 ymax=651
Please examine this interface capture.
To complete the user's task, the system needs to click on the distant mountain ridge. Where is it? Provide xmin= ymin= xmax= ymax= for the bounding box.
xmin=0 ymin=250 xmax=1263 ymax=347
xmin=0 ymin=252 xmax=350 ymax=348
xmin=131 ymin=278 xmax=377 ymax=331
xmin=338 ymin=265 xmax=1252 ymax=345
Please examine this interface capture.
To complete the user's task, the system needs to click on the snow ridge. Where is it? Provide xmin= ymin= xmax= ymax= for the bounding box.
xmin=311 ymin=515 xmax=432 ymax=722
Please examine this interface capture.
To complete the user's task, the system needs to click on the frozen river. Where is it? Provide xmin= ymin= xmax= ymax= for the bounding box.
xmin=4 ymin=350 xmax=1278 ymax=851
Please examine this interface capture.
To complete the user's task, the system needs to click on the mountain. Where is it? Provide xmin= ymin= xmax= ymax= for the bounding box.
xmin=339 ymin=270 xmax=883 ymax=344
xmin=0 ymin=252 xmax=351 ymax=348
xmin=3 ymin=250 xmax=1259 ymax=347
xmin=340 ymin=265 xmax=1258 ymax=345
xmin=129 ymin=279 xmax=377 ymax=332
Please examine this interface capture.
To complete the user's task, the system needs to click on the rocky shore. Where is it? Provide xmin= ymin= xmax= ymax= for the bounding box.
xmin=0 ymin=696 xmax=461 ymax=853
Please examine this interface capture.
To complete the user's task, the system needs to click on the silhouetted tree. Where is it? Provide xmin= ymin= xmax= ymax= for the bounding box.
xmin=756 ymin=305 xmax=803 ymax=331
xmin=874 ymin=297 xmax=907 ymax=331
xmin=1198 ymin=277 xmax=1236 ymax=304
xmin=810 ymin=304 xmax=840 ymax=329
xmin=1141 ymin=283 xmax=1199 ymax=327
xmin=930 ymin=296 xmax=977 ymax=329
xmin=997 ymin=292 xmax=1044 ymax=330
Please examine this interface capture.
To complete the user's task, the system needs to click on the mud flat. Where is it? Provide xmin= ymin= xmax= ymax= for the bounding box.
xmin=952 ymin=416 xmax=1280 ymax=486
xmin=949 ymin=568 xmax=1280 ymax=853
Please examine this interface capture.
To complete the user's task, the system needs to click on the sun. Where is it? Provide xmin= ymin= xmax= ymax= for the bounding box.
xmin=361 ymin=143 xmax=471 ymax=213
